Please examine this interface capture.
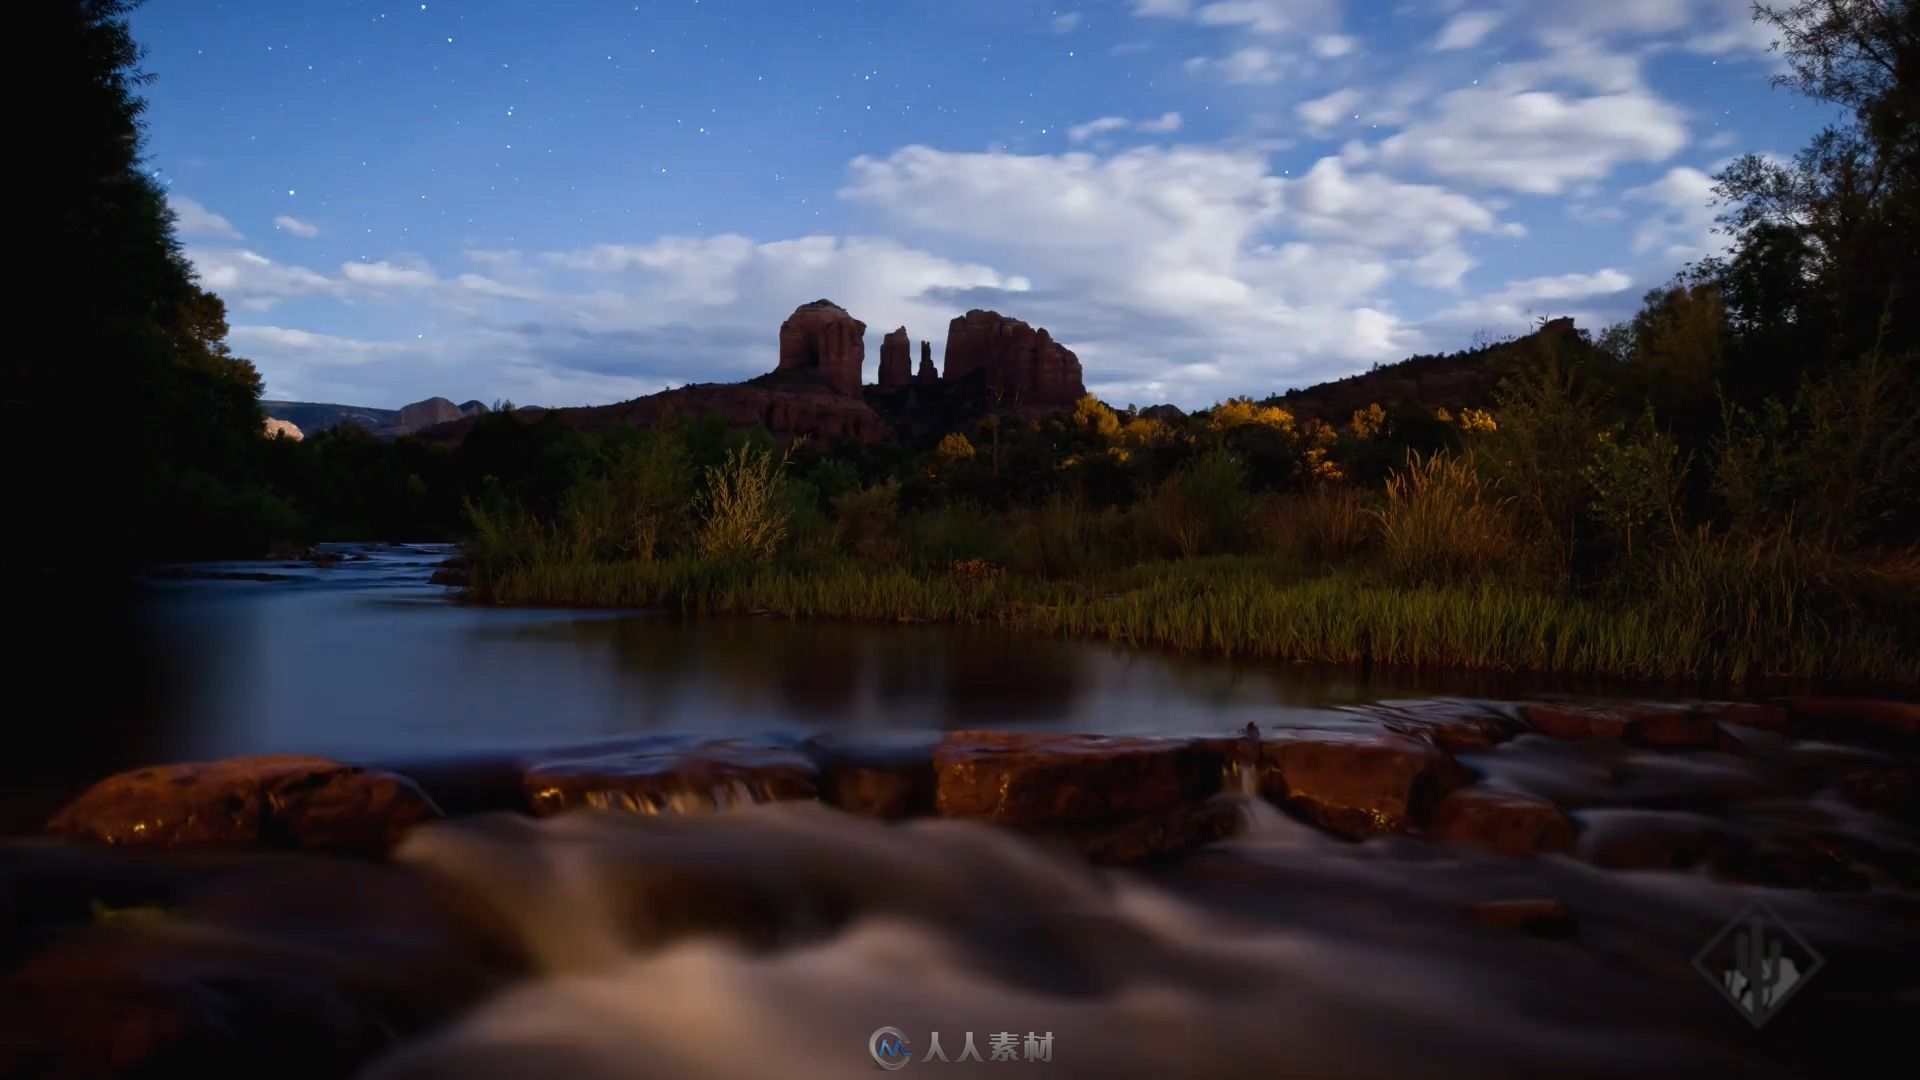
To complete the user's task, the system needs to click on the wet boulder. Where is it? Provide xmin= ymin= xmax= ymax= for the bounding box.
xmin=47 ymin=756 xmax=442 ymax=856
xmin=1347 ymin=699 xmax=1518 ymax=752
xmin=1780 ymin=697 xmax=1920 ymax=744
xmin=1522 ymin=701 xmax=1700 ymax=742
xmin=1426 ymin=788 xmax=1578 ymax=856
xmin=1692 ymin=700 xmax=1791 ymax=734
xmin=521 ymin=739 xmax=820 ymax=816
xmin=932 ymin=733 xmax=1227 ymax=828
xmin=1257 ymin=730 xmax=1470 ymax=838
xmin=804 ymin=733 xmax=938 ymax=820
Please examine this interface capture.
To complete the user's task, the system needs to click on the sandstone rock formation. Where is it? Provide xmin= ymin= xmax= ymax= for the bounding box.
xmin=47 ymin=755 xmax=441 ymax=856
xmin=942 ymin=309 xmax=1085 ymax=407
xmin=917 ymin=340 xmax=937 ymax=384
xmin=878 ymin=327 xmax=912 ymax=387
xmin=263 ymin=417 xmax=303 ymax=440
xmin=932 ymin=733 xmax=1224 ymax=826
xmin=777 ymin=299 xmax=866 ymax=395
xmin=1427 ymin=789 xmax=1578 ymax=856
xmin=522 ymin=739 xmax=820 ymax=816
xmin=396 ymin=396 xmax=467 ymax=433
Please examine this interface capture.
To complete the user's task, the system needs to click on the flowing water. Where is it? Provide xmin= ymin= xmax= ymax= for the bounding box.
xmin=358 ymin=804 xmax=1908 ymax=1078
xmin=6 ymin=544 xmax=1916 ymax=1077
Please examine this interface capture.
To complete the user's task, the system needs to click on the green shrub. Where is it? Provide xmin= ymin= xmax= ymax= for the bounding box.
xmin=1142 ymin=448 xmax=1250 ymax=557
xmin=831 ymin=479 xmax=902 ymax=561
xmin=1370 ymin=450 xmax=1517 ymax=585
xmin=1253 ymin=484 xmax=1372 ymax=562
xmin=694 ymin=445 xmax=789 ymax=562
xmin=1584 ymin=408 xmax=1692 ymax=562
xmin=1009 ymin=494 xmax=1108 ymax=577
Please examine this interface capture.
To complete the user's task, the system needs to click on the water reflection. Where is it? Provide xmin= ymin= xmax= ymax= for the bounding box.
xmin=6 ymin=544 xmax=1756 ymax=817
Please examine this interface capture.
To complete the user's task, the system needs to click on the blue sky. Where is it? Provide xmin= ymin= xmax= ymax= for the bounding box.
xmin=136 ymin=0 xmax=1835 ymax=409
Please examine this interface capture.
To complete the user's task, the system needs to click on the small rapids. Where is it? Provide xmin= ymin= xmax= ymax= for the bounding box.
xmin=357 ymin=801 xmax=1911 ymax=1079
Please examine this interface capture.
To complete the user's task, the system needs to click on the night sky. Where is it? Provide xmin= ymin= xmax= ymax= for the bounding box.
xmin=132 ymin=0 xmax=1833 ymax=409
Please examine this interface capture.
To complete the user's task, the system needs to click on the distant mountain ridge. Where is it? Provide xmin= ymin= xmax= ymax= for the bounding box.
xmin=1263 ymin=317 xmax=1587 ymax=424
xmin=263 ymin=397 xmax=489 ymax=439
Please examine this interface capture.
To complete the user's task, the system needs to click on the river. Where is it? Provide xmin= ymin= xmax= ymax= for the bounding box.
xmin=3 ymin=543 xmax=1914 ymax=1077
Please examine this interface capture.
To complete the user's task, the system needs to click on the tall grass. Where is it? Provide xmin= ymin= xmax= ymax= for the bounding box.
xmin=1253 ymin=484 xmax=1371 ymax=561
xmin=1369 ymin=450 xmax=1522 ymax=585
xmin=694 ymin=445 xmax=788 ymax=562
xmin=469 ymin=549 xmax=1920 ymax=684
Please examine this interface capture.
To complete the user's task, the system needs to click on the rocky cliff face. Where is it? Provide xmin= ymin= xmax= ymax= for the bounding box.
xmin=264 ymin=397 xmax=488 ymax=439
xmin=422 ymin=380 xmax=892 ymax=447
xmin=878 ymin=327 xmax=912 ymax=388
xmin=396 ymin=397 xmax=467 ymax=433
xmin=1270 ymin=316 xmax=1592 ymax=424
xmin=419 ymin=300 xmax=1097 ymax=449
xmin=942 ymin=309 xmax=1086 ymax=407
xmin=777 ymin=300 xmax=866 ymax=395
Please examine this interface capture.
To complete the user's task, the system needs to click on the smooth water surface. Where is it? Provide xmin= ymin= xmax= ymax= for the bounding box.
xmin=45 ymin=544 xmax=1446 ymax=769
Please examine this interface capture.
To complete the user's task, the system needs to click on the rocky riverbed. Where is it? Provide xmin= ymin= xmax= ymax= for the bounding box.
xmin=4 ymin=695 xmax=1916 ymax=1077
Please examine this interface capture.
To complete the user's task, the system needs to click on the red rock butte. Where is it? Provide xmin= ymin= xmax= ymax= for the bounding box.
xmin=777 ymin=299 xmax=867 ymax=396
xmin=942 ymin=308 xmax=1086 ymax=407
xmin=878 ymin=326 xmax=912 ymax=388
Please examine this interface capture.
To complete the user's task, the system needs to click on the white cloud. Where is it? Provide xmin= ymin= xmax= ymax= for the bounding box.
xmin=1186 ymin=46 xmax=1287 ymax=84
xmin=274 ymin=215 xmax=320 ymax=238
xmin=1433 ymin=11 xmax=1504 ymax=51
xmin=187 ymin=247 xmax=336 ymax=309
xmin=193 ymin=137 xmax=1649 ymax=409
xmin=1624 ymin=166 xmax=1726 ymax=261
xmin=1431 ymin=268 xmax=1635 ymax=334
xmin=340 ymin=260 xmax=439 ymax=288
xmin=228 ymin=325 xmax=403 ymax=361
xmin=1521 ymin=0 xmax=1779 ymax=55
xmin=1296 ymin=88 xmax=1363 ymax=136
xmin=1402 ymin=247 xmax=1478 ymax=290
xmin=1052 ymin=12 xmax=1083 ymax=33
xmin=839 ymin=144 xmax=1524 ymax=397
xmin=170 ymin=195 xmax=241 ymax=239
xmin=1376 ymin=74 xmax=1688 ymax=193
xmin=1068 ymin=116 xmax=1130 ymax=143
xmin=1070 ymin=112 xmax=1184 ymax=142
xmin=1285 ymin=156 xmax=1503 ymax=253
xmin=1312 ymin=34 xmax=1357 ymax=58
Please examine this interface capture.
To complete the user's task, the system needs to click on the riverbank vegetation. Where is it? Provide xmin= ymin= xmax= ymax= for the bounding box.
xmin=34 ymin=1 xmax=1920 ymax=682
xmin=460 ymin=0 xmax=1920 ymax=684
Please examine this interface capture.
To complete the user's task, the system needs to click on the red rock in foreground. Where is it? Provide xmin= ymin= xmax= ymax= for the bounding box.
xmin=522 ymin=740 xmax=820 ymax=816
xmin=1426 ymin=788 xmax=1578 ymax=856
xmin=1257 ymin=730 xmax=1470 ymax=837
xmin=47 ymin=756 xmax=441 ymax=856
xmin=932 ymin=733 xmax=1225 ymax=827
xmin=777 ymin=299 xmax=866 ymax=395
xmin=1780 ymin=697 xmax=1920 ymax=741
xmin=1348 ymin=699 xmax=1517 ymax=751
